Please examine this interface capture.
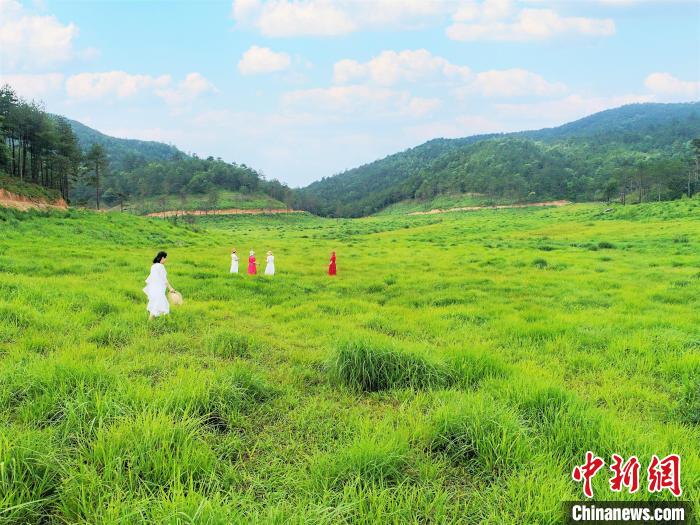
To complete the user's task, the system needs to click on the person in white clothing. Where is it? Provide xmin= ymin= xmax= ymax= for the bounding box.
xmin=230 ymin=248 xmax=239 ymax=274
xmin=144 ymin=251 xmax=175 ymax=319
xmin=265 ymin=250 xmax=275 ymax=276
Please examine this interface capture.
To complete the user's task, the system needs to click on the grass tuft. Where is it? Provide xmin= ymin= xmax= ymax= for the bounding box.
xmin=330 ymin=338 xmax=452 ymax=392
xmin=427 ymin=394 xmax=531 ymax=477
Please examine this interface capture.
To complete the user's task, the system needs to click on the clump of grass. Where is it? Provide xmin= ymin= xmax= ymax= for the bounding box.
xmin=676 ymin=379 xmax=699 ymax=426
xmin=147 ymin=489 xmax=243 ymax=524
xmin=597 ymin=241 xmax=616 ymax=249
xmin=21 ymin=333 xmax=61 ymax=355
xmin=87 ymin=321 xmax=134 ymax=348
xmin=153 ymin=332 xmax=195 ymax=353
xmin=503 ymin=381 xmax=610 ymax=461
xmin=90 ymin=299 xmax=119 ymax=317
xmin=451 ymin=349 xmax=510 ymax=389
xmin=157 ymin=365 xmax=273 ymax=431
xmin=532 ymin=258 xmax=548 ymax=269
xmin=330 ymin=338 xmax=452 ymax=392
xmin=471 ymin=458 xmax=575 ymax=524
xmin=59 ymin=412 xmax=218 ymax=521
xmin=206 ymin=329 xmax=259 ymax=359
xmin=0 ymin=426 xmax=63 ymax=523
xmin=0 ymin=359 xmax=129 ymax=445
xmin=426 ymin=394 xmax=531 ymax=477
xmin=311 ymin=433 xmax=412 ymax=490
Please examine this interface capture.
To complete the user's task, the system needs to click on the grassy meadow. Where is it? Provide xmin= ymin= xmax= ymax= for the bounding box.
xmin=0 ymin=199 xmax=699 ymax=524
xmin=123 ymin=191 xmax=286 ymax=215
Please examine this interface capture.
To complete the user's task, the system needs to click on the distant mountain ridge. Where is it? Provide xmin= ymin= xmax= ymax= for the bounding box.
xmin=297 ymin=102 xmax=700 ymax=217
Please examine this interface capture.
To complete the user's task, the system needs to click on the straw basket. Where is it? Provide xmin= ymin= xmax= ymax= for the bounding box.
xmin=168 ymin=290 xmax=183 ymax=305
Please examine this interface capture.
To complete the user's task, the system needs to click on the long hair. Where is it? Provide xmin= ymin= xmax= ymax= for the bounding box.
xmin=153 ymin=251 xmax=167 ymax=264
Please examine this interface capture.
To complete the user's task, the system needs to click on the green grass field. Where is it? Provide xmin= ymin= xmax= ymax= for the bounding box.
xmin=0 ymin=199 xmax=698 ymax=524
xmin=123 ymin=191 xmax=287 ymax=215
xmin=376 ymin=193 xmax=508 ymax=215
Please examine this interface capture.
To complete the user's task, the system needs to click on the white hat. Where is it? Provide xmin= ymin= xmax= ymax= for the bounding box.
xmin=250 ymin=250 xmax=254 ymax=256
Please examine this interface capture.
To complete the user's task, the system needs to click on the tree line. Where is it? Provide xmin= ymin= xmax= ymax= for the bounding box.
xmin=298 ymin=104 xmax=700 ymax=217
xmin=0 ymin=85 xmax=82 ymax=200
xmin=1 ymin=84 xmax=291 ymax=210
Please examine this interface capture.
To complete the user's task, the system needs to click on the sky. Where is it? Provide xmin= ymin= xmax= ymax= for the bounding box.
xmin=1 ymin=0 xmax=699 ymax=187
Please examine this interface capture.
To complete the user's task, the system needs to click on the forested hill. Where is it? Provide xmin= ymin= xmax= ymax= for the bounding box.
xmin=2 ymin=83 xmax=292 ymax=210
xmin=297 ymin=102 xmax=700 ymax=217
xmin=65 ymin=119 xmax=293 ymax=209
xmin=61 ymin=118 xmax=293 ymax=209
xmin=65 ymin=118 xmax=184 ymax=172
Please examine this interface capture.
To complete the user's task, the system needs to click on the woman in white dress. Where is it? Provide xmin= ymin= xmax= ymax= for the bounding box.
xmin=265 ymin=250 xmax=275 ymax=276
xmin=230 ymin=248 xmax=239 ymax=274
xmin=144 ymin=251 xmax=174 ymax=319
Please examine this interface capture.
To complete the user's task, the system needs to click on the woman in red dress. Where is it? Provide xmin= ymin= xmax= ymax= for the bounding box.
xmin=248 ymin=250 xmax=257 ymax=275
xmin=328 ymin=251 xmax=337 ymax=276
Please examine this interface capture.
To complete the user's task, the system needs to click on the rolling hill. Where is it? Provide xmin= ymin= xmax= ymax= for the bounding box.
xmin=61 ymin=119 xmax=292 ymax=211
xmin=62 ymin=117 xmax=185 ymax=172
xmin=297 ymin=102 xmax=700 ymax=217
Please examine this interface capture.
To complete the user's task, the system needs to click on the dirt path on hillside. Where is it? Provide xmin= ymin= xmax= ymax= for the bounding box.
xmin=0 ymin=189 xmax=68 ymax=211
xmin=408 ymin=200 xmax=571 ymax=215
xmin=146 ymin=208 xmax=303 ymax=218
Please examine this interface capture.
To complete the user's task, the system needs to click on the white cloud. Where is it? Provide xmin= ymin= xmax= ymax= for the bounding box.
xmin=494 ymin=93 xmax=654 ymax=123
xmin=0 ymin=0 xmax=78 ymax=70
xmin=231 ymin=0 xmax=454 ymax=37
xmin=333 ymin=50 xmax=565 ymax=99
xmin=357 ymin=0 xmax=453 ymax=26
xmin=156 ymin=72 xmax=217 ymax=105
xmin=0 ymin=72 xmax=64 ymax=99
xmin=453 ymin=0 xmax=513 ymax=22
xmin=64 ymin=71 xmax=216 ymax=105
xmin=333 ymin=49 xmax=471 ymax=86
xmin=283 ymin=85 xmax=441 ymax=118
xmin=231 ymin=1 xmax=617 ymax=42
xmin=65 ymin=71 xmax=171 ymax=100
xmin=447 ymin=5 xmax=615 ymax=41
xmin=238 ymin=45 xmax=291 ymax=75
xmin=233 ymin=0 xmax=355 ymax=37
xmin=644 ymin=72 xmax=700 ymax=101
xmin=467 ymin=68 xmax=567 ymax=97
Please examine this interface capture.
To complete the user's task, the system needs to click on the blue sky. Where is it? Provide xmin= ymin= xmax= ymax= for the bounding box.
xmin=1 ymin=0 xmax=698 ymax=187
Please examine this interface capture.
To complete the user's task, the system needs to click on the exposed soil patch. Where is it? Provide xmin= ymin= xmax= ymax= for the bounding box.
xmin=0 ymin=189 xmax=68 ymax=211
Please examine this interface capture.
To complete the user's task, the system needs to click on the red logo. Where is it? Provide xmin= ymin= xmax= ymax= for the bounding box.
xmin=573 ymin=453 xmax=682 ymax=498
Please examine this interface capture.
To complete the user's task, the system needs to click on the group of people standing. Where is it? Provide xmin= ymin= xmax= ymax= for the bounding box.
xmin=144 ymin=249 xmax=338 ymax=318
xmin=229 ymin=249 xmax=275 ymax=276
xmin=230 ymin=249 xmax=337 ymax=277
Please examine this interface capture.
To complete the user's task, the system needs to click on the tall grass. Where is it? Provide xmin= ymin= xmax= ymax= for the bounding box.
xmin=0 ymin=200 xmax=698 ymax=522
